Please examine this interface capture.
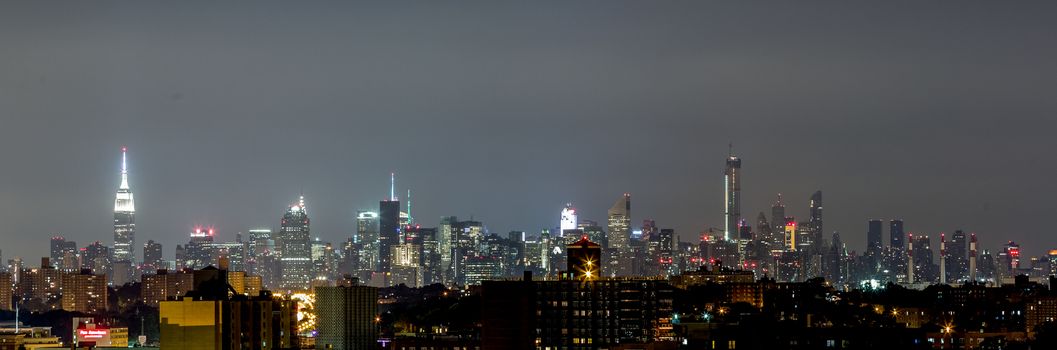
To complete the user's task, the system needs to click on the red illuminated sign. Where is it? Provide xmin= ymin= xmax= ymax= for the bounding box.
xmin=78 ymin=329 xmax=109 ymax=339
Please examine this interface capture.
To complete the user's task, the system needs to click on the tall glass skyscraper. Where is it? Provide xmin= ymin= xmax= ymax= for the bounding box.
xmin=379 ymin=200 xmax=400 ymax=273
xmin=771 ymin=194 xmax=785 ymax=248
xmin=113 ymin=147 xmax=136 ymax=267
xmin=808 ymin=191 xmax=823 ymax=254
xmin=279 ymin=196 xmax=311 ymax=290
xmin=724 ymin=147 xmax=741 ymax=242
xmin=866 ymin=219 xmax=883 ymax=257
xmin=890 ymin=219 xmax=905 ymax=250
xmin=606 ymin=194 xmax=631 ymax=250
xmin=607 ymin=193 xmax=631 ymax=276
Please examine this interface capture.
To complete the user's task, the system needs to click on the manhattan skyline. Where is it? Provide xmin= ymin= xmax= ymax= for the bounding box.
xmin=2 ymin=1 xmax=1056 ymax=260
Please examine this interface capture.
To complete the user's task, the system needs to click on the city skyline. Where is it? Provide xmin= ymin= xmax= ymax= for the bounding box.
xmin=2 ymin=2 xmax=1056 ymax=262
xmin=0 ymin=145 xmax=1049 ymax=262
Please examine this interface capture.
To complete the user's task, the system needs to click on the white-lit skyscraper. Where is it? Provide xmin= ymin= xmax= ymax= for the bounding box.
xmin=560 ymin=203 xmax=577 ymax=236
xmin=356 ymin=211 xmax=380 ymax=274
xmin=279 ymin=196 xmax=311 ymax=291
xmin=113 ymin=147 xmax=136 ymax=272
xmin=724 ymin=147 xmax=741 ymax=242
xmin=607 ymin=194 xmax=631 ymax=250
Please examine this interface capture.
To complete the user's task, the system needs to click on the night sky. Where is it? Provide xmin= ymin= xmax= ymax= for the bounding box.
xmin=2 ymin=2 xmax=1055 ymax=261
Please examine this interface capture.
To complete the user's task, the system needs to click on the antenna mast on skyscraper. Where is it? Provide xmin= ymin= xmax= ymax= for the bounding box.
xmin=390 ymin=172 xmax=396 ymax=201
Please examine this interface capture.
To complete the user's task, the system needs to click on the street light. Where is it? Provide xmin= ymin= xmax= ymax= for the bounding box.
xmin=941 ymin=322 xmax=955 ymax=349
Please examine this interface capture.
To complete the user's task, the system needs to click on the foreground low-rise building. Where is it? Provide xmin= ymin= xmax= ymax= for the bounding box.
xmin=159 ymin=266 xmax=297 ymax=350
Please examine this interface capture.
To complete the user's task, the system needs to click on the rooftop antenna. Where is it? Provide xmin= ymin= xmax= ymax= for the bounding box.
xmin=407 ymin=189 xmax=412 ymax=225
xmin=119 ymin=146 xmax=130 ymax=190
xmin=728 ymin=142 xmax=733 ymax=157
xmin=390 ymin=172 xmax=396 ymax=201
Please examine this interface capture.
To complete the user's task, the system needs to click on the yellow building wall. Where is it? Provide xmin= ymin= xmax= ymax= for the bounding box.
xmin=159 ymin=299 xmax=222 ymax=350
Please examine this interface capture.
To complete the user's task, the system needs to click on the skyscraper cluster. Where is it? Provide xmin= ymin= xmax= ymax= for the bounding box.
xmin=5 ymin=145 xmax=1056 ymax=313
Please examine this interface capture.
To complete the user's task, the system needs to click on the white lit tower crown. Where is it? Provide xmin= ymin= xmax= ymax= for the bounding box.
xmin=113 ymin=146 xmax=136 ymax=264
xmin=560 ymin=203 xmax=578 ymax=236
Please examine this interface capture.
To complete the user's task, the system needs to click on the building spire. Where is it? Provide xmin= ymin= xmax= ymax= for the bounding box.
xmin=407 ymin=189 xmax=412 ymax=224
xmin=119 ymin=146 xmax=130 ymax=190
xmin=728 ymin=142 xmax=733 ymax=157
xmin=390 ymin=172 xmax=396 ymax=201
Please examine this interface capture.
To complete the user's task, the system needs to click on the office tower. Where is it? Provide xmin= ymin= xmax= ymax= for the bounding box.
xmin=907 ymin=234 xmax=915 ymax=283
xmin=61 ymin=269 xmax=108 ymax=314
xmin=659 ymin=229 xmax=675 ymax=275
xmin=540 ymin=230 xmax=552 ymax=274
xmin=771 ymin=194 xmax=785 ymax=244
xmin=58 ymin=240 xmax=78 ymax=272
xmin=209 ymin=241 xmax=248 ymax=273
xmin=866 ymin=220 xmax=883 ymax=258
xmin=447 ymin=219 xmax=485 ymax=286
xmin=578 ymin=223 xmax=606 ymax=248
xmin=1004 ymin=241 xmax=1021 ymax=276
xmin=912 ymin=235 xmax=936 ymax=282
xmin=246 ymin=229 xmax=274 ymax=258
xmin=379 ymin=200 xmax=400 ymax=273
xmin=827 ymin=232 xmax=848 ymax=284
xmin=141 ymin=269 xmax=194 ymax=306
xmin=355 ymin=211 xmax=379 ymax=274
xmin=890 ymin=220 xmax=905 ymax=250
xmin=310 ymin=239 xmax=336 ymax=281
xmin=796 ymin=221 xmax=814 ymax=253
xmin=49 ymin=237 xmax=66 ymax=270
xmin=724 ymin=147 xmax=741 ymax=242
xmin=939 ymin=233 xmax=947 ymax=284
xmin=315 ymin=284 xmax=379 ymax=350
xmin=463 ymin=256 xmax=500 ymax=286
xmin=279 ymin=196 xmax=311 ymax=291
xmin=755 ymin=212 xmax=773 ymax=247
xmin=607 ymin=193 xmax=631 ymax=249
xmin=1046 ymin=249 xmax=1057 ymax=277
xmin=418 ymin=227 xmax=441 ymax=285
xmin=566 ymin=236 xmax=601 ymax=281
xmin=183 ymin=228 xmax=215 ymax=269
xmin=439 ymin=216 xmax=457 ymax=284
xmin=970 ymin=233 xmax=978 ymax=281
xmin=523 ymin=237 xmax=544 ymax=271
xmin=560 ymin=203 xmax=577 ymax=236
xmin=808 ymin=191 xmax=823 ymax=254
xmin=142 ymin=240 xmax=163 ymax=275
xmin=947 ymin=230 xmax=969 ymax=282
xmin=390 ymin=244 xmax=422 ymax=287
xmin=355 ymin=212 xmax=380 ymax=248
xmin=738 ymin=221 xmax=752 ymax=247
xmin=113 ymin=147 xmax=136 ymax=270
xmin=784 ymin=218 xmax=797 ymax=251
xmin=607 ymin=193 xmax=631 ymax=276
xmin=159 ymin=268 xmax=298 ymax=350
xmin=0 ymin=272 xmax=10 ymax=311
xmin=81 ymin=242 xmax=110 ymax=276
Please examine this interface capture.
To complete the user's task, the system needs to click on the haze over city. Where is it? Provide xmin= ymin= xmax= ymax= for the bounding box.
xmin=2 ymin=1 xmax=1056 ymax=260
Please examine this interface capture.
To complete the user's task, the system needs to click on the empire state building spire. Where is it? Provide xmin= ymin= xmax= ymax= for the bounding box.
xmin=113 ymin=147 xmax=137 ymax=270
xmin=114 ymin=146 xmax=135 ymax=212
xmin=119 ymin=146 xmax=130 ymax=190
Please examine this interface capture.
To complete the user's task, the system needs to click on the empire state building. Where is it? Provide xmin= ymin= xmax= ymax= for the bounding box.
xmin=113 ymin=147 xmax=136 ymax=266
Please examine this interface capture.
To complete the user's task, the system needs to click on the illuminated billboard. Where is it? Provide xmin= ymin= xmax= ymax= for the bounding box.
xmin=76 ymin=327 xmax=128 ymax=347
